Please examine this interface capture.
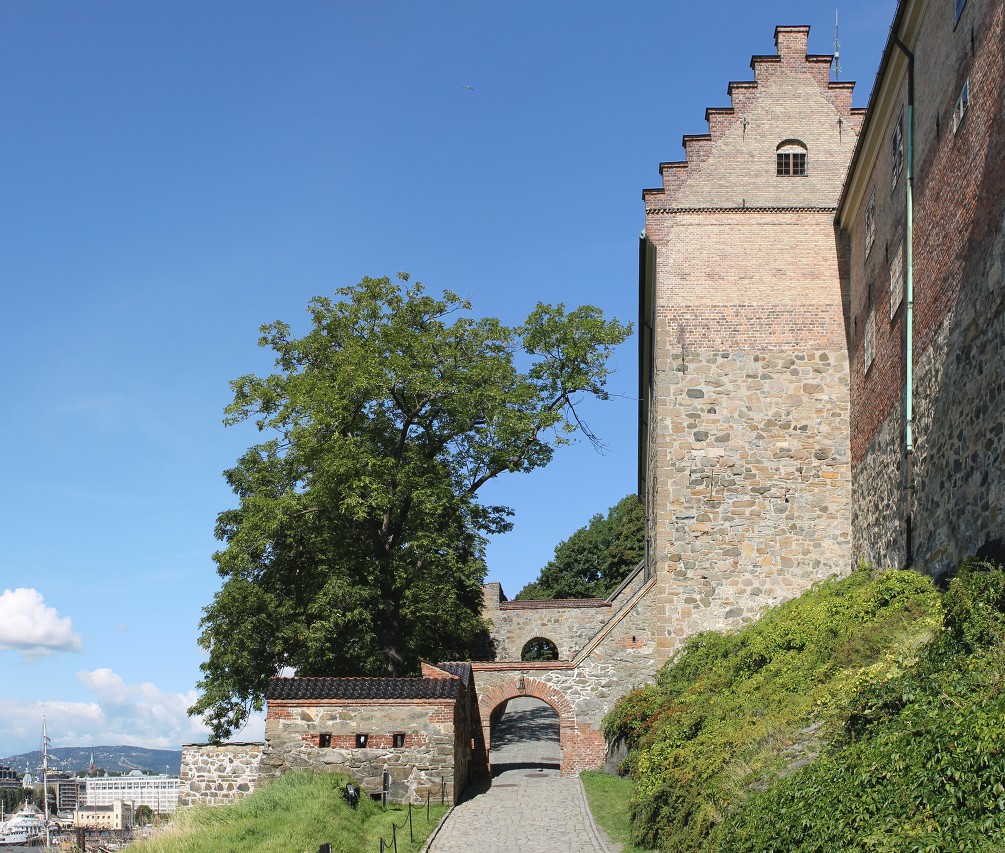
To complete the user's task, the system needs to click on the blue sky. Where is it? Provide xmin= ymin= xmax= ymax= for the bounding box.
xmin=0 ymin=0 xmax=896 ymax=759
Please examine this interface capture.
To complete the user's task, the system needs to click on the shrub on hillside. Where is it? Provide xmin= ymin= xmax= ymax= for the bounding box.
xmin=603 ymin=567 xmax=942 ymax=852
xmin=606 ymin=560 xmax=1005 ymax=852
xmin=718 ymin=560 xmax=1005 ymax=852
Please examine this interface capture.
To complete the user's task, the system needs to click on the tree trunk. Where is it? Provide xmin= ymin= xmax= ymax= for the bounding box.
xmin=376 ymin=593 xmax=406 ymax=677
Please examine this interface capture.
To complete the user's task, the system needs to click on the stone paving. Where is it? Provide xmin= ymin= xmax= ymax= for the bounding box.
xmin=426 ymin=697 xmax=610 ymax=852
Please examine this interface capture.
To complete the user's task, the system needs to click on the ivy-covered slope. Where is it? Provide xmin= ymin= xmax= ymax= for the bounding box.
xmin=603 ymin=561 xmax=1005 ymax=852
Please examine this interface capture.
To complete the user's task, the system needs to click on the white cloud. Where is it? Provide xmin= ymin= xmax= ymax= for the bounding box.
xmin=0 ymin=588 xmax=83 ymax=658
xmin=73 ymin=668 xmax=213 ymax=748
xmin=0 ymin=668 xmax=266 ymax=759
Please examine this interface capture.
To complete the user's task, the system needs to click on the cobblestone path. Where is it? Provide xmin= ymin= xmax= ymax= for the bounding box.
xmin=426 ymin=697 xmax=610 ymax=852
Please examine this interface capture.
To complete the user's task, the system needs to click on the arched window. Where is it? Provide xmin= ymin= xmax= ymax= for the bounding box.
xmin=776 ymin=139 xmax=807 ymax=176
xmin=521 ymin=637 xmax=559 ymax=661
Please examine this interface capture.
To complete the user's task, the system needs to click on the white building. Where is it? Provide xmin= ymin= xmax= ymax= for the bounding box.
xmin=85 ymin=772 xmax=179 ymax=813
xmin=74 ymin=800 xmax=134 ymax=830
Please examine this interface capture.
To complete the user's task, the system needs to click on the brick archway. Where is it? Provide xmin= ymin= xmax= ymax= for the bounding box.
xmin=477 ymin=677 xmax=605 ymax=776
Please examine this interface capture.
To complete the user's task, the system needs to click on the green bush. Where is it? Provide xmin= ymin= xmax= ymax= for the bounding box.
xmin=606 ymin=560 xmax=1005 ymax=852
xmin=719 ymin=561 xmax=1005 ymax=852
xmin=604 ymin=567 xmax=942 ymax=852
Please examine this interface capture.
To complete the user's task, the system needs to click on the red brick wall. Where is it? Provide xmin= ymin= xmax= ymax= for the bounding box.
xmin=846 ymin=0 xmax=1005 ymax=464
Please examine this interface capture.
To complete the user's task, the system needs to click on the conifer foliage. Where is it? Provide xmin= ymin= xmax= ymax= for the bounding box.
xmin=515 ymin=494 xmax=644 ymax=600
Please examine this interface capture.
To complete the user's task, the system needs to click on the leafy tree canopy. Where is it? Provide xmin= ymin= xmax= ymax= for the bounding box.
xmin=515 ymin=494 xmax=644 ymax=600
xmin=190 ymin=275 xmax=630 ymax=740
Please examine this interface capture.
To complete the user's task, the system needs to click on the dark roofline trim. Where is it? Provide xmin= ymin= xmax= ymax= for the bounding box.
xmin=499 ymin=598 xmax=611 ymax=610
xmin=182 ymin=742 xmax=265 ymax=748
xmin=646 ymin=206 xmax=839 ymax=215
xmin=836 ymin=0 xmax=910 ymax=221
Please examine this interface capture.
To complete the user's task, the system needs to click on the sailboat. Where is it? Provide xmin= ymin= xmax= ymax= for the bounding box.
xmin=0 ymin=717 xmax=55 ymax=848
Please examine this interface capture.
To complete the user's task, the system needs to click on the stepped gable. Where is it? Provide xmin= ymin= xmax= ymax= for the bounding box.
xmin=265 ymin=676 xmax=459 ymax=701
xmin=644 ymin=25 xmax=863 ymax=212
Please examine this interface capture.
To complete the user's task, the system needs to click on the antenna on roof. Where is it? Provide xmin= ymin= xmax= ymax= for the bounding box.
xmin=833 ymin=9 xmax=842 ymax=80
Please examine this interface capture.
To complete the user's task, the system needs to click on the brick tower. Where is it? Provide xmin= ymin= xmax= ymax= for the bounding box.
xmin=639 ymin=26 xmax=863 ymax=661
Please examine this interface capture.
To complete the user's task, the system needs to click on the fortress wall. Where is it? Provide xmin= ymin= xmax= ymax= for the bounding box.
xmin=485 ymin=599 xmax=613 ymax=661
xmin=642 ymin=26 xmax=858 ymax=663
xmin=178 ymin=742 xmax=263 ymax=808
xmin=843 ymin=0 xmax=1005 ymax=576
xmin=472 ymin=576 xmax=660 ymax=774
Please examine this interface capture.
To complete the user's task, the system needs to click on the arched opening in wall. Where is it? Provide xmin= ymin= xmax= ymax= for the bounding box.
xmin=520 ymin=637 xmax=559 ymax=661
xmin=488 ymin=696 xmax=563 ymax=775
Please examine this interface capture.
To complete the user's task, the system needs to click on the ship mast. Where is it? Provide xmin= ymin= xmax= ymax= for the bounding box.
xmin=41 ymin=714 xmax=51 ymax=850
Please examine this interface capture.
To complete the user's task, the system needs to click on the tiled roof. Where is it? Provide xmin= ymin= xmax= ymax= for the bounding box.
xmin=266 ymin=677 xmax=459 ymax=701
xmin=433 ymin=662 xmax=473 ymax=685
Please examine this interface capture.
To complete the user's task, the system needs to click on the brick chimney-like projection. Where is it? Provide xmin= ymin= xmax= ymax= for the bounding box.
xmin=640 ymin=26 xmax=864 ymax=662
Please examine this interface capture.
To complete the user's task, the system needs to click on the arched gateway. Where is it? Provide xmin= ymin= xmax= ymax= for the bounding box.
xmin=466 ymin=565 xmax=659 ymax=777
xmin=477 ymin=674 xmax=595 ymax=776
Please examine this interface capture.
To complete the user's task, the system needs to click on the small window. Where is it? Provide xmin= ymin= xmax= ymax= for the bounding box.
xmin=891 ymin=114 xmax=904 ymax=191
xmin=775 ymin=140 xmax=807 ymax=176
xmin=355 ymin=733 xmax=368 ymax=749
xmin=953 ymin=79 xmax=970 ymax=132
xmin=318 ymin=733 xmax=331 ymax=748
xmin=392 ymin=733 xmax=406 ymax=748
xmin=889 ymin=243 xmax=905 ymax=318
xmin=864 ymin=191 xmax=877 ymax=258
xmin=955 ymin=0 xmax=966 ymax=24
xmin=521 ymin=637 xmax=559 ymax=661
xmin=864 ymin=310 xmax=877 ymax=374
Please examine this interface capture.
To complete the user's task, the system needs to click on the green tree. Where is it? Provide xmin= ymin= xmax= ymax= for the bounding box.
xmin=135 ymin=805 xmax=155 ymax=826
xmin=190 ymin=275 xmax=630 ymax=739
xmin=515 ymin=494 xmax=644 ymax=600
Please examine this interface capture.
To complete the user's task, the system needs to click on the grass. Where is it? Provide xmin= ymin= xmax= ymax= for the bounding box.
xmin=580 ymin=770 xmax=654 ymax=853
xmin=130 ymin=772 xmax=449 ymax=853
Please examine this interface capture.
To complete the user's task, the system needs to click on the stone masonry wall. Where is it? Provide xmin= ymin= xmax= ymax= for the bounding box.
xmin=260 ymin=699 xmax=463 ymax=804
xmin=482 ymin=565 xmax=648 ymax=662
xmin=472 ymin=574 xmax=660 ymax=774
xmin=178 ymin=742 xmax=263 ymax=808
xmin=650 ymin=339 xmax=851 ymax=658
xmin=854 ymin=221 xmax=1005 ymax=576
xmin=843 ymin=0 xmax=1005 ymax=575
xmin=486 ymin=597 xmax=613 ymax=661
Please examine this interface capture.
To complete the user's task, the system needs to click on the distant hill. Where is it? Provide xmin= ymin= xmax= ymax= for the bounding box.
xmin=1 ymin=746 xmax=181 ymax=776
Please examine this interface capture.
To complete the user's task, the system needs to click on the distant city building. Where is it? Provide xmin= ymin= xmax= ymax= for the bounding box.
xmin=85 ymin=773 xmax=179 ymax=813
xmin=0 ymin=766 xmax=23 ymax=790
xmin=74 ymin=800 xmax=134 ymax=831
xmin=48 ymin=772 xmax=85 ymax=812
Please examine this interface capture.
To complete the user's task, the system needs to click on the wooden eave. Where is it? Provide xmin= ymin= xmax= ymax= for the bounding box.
xmin=837 ymin=0 xmax=927 ymax=229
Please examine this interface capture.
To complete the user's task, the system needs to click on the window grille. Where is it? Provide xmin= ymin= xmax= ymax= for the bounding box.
xmin=953 ymin=79 xmax=970 ymax=132
xmin=864 ymin=192 xmax=877 ymax=257
xmin=891 ymin=115 xmax=904 ymax=191
xmin=776 ymin=151 xmax=807 ymax=176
